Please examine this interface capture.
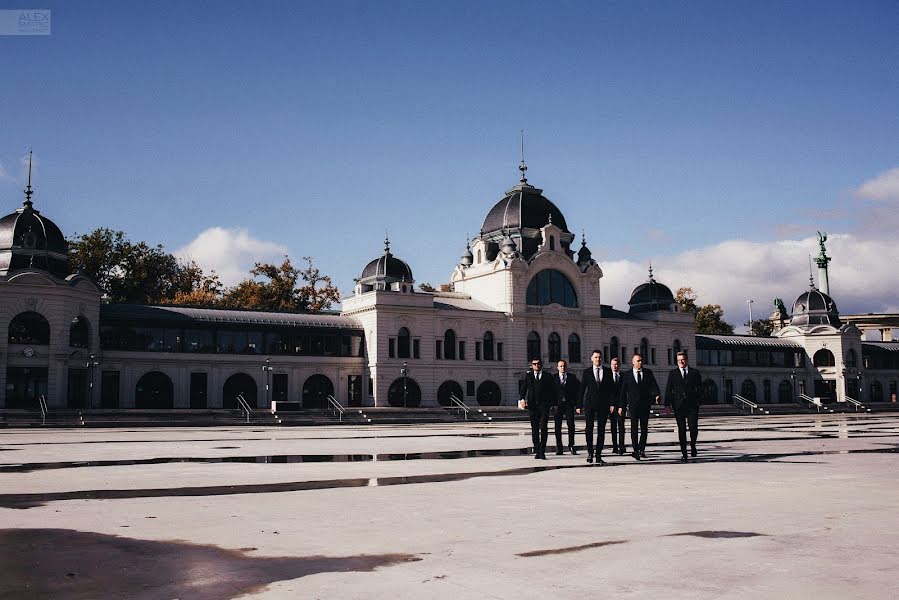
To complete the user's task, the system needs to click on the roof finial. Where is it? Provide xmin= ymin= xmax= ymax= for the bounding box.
xmin=518 ymin=129 xmax=528 ymax=184
xmin=24 ymin=149 xmax=34 ymax=208
xmin=384 ymin=230 xmax=391 ymax=255
xmin=808 ymin=255 xmax=815 ymax=288
xmin=581 ymin=229 xmax=586 ymax=247
xmin=547 ymin=211 xmax=552 ymax=225
xmin=648 ymin=261 xmax=655 ymax=282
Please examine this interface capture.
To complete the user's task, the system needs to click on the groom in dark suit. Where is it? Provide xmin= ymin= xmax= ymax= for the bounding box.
xmin=617 ymin=353 xmax=660 ymax=460
xmin=553 ymin=360 xmax=580 ymax=455
xmin=519 ymin=358 xmax=556 ymax=459
xmin=578 ymin=350 xmax=615 ymax=464
xmin=665 ymin=351 xmax=704 ymax=462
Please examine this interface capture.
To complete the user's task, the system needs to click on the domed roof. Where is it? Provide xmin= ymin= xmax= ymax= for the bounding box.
xmin=790 ymin=283 xmax=841 ymax=327
xmin=481 ymin=182 xmax=568 ymax=235
xmin=628 ymin=267 xmax=675 ymax=313
xmin=359 ymin=237 xmax=413 ymax=283
xmin=0 ymin=160 xmax=69 ymax=278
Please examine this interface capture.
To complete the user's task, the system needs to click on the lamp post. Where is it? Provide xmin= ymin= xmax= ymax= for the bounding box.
xmin=86 ymin=353 xmax=100 ymax=409
xmin=790 ymin=369 xmax=796 ymax=401
xmin=262 ymin=357 xmax=274 ymax=409
xmin=400 ymin=361 xmax=408 ymax=408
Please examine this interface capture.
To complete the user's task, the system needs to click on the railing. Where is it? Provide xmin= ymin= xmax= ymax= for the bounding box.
xmin=236 ymin=394 xmax=252 ymax=423
xmin=326 ymin=394 xmax=346 ymax=422
xmin=732 ymin=393 xmax=767 ymax=415
xmin=447 ymin=394 xmax=472 ymax=420
xmin=798 ymin=394 xmax=829 ymax=413
xmin=844 ymin=396 xmax=869 ymax=412
xmin=38 ymin=394 xmax=48 ymax=426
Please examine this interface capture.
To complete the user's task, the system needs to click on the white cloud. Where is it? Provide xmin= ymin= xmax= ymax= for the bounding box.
xmin=600 ymin=233 xmax=899 ymax=332
xmin=0 ymin=161 xmax=11 ymax=182
xmin=174 ymin=227 xmax=289 ymax=287
xmin=855 ymin=166 xmax=899 ymax=201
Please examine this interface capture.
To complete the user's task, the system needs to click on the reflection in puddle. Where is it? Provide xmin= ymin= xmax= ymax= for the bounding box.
xmin=517 ymin=540 xmax=628 ymax=557
xmin=667 ymin=530 xmax=765 ymax=539
xmin=0 ymin=454 xmax=374 ymax=473
xmin=0 ymin=528 xmax=420 ymax=600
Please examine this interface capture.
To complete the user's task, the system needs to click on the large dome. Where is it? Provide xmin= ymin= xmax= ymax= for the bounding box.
xmin=790 ymin=286 xmax=841 ymax=327
xmin=628 ymin=269 xmax=675 ymax=314
xmin=360 ymin=253 xmax=414 ymax=282
xmin=481 ymin=183 xmax=568 ymax=235
xmin=0 ymin=192 xmax=69 ymax=278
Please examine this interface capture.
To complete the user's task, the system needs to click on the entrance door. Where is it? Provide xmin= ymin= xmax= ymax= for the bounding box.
xmin=4 ymin=367 xmax=48 ymax=409
xmin=67 ymin=368 xmax=89 ymax=408
xmin=302 ymin=375 xmax=334 ymax=409
xmin=814 ymin=379 xmax=835 ymax=402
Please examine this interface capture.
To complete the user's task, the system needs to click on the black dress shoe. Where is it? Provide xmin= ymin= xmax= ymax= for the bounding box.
xmin=612 ymin=447 xmax=619 ymax=454
xmin=618 ymin=449 xmax=626 ymax=455
xmin=691 ymin=446 xmax=698 ymax=457
xmin=681 ymin=454 xmax=688 ymax=463
xmin=640 ymin=450 xmax=647 ymax=458
xmin=556 ymin=449 xmax=564 ymax=455
xmin=534 ymin=454 xmax=541 ymax=460
xmin=586 ymin=455 xmax=593 ymax=463
xmin=539 ymin=454 xmax=548 ymax=460
xmin=596 ymin=457 xmax=606 ymax=465
xmin=569 ymin=446 xmax=578 ymax=455
xmin=631 ymin=451 xmax=641 ymax=460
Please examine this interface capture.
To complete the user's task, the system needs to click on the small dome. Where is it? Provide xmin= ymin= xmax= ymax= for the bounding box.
xmin=790 ymin=285 xmax=841 ymax=327
xmin=359 ymin=237 xmax=414 ymax=283
xmin=576 ymin=234 xmax=593 ymax=266
xmin=628 ymin=267 xmax=675 ymax=313
xmin=460 ymin=241 xmax=473 ymax=267
xmin=0 ymin=178 xmax=69 ymax=278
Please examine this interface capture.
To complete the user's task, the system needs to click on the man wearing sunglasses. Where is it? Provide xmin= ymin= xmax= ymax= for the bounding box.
xmin=519 ymin=358 xmax=556 ymax=459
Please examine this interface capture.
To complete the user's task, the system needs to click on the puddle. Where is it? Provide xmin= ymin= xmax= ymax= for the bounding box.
xmin=0 ymin=528 xmax=420 ymax=599
xmin=667 ymin=530 xmax=765 ymax=539
xmin=517 ymin=540 xmax=627 ymax=557
xmin=0 ymin=454 xmax=374 ymax=473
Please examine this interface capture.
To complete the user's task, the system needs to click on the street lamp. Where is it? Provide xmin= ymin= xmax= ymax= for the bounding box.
xmin=262 ymin=357 xmax=274 ymax=409
xmin=790 ymin=369 xmax=796 ymax=401
xmin=400 ymin=361 xmax=408 ymax=408
xmin=86 ymin=353 xmax=100 ymax=409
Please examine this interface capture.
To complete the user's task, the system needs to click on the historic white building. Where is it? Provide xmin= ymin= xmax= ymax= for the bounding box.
xmin=1 ymin=158 xmax=897 ymax=411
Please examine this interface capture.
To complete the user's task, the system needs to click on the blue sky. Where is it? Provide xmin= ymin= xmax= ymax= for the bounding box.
xmin=2 ymin=1 xmax=897 ymax=325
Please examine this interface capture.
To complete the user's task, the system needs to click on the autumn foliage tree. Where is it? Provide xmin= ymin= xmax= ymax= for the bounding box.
xmin=220 ymin=256 xmax=339 ymax=311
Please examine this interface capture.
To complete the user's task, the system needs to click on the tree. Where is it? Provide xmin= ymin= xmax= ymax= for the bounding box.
xmin=68 ymin=228 xmax=202 ymax=304
xmin=418 ymin=283 xmax=436 ymax=292
xmin=675 ymin=287 xmax=699 ymax=315
xmin=221 ymin=256 xmax=339 ymax=312
xmin=695 ymin=304 xmax=736 ymax=335
xmin=171 ymin=265 xmax=224 ymax=307
xmin=749 ymin=319 xmax=774 ymax=337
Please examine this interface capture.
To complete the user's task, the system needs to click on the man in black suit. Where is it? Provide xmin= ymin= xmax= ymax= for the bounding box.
xmin=617 ymin=353 xmax=660 ymax=460
xmin=553 ymin=360 xmax=579 ymax=455
xmin=608 ymin=357 xmax=626 ymax=455
xmin=519 ymin=358 xmax=556 ymax=459
xmin=578 ymin=350 xmax=615 ymax=464
xmin=665 ymin=351 xmax=704 ymax=462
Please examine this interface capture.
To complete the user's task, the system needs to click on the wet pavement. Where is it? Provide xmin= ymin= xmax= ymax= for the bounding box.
xmin=1 ymin=413 xmax=898 ymax=598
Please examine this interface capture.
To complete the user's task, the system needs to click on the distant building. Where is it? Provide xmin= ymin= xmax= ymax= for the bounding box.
xmin=1 ymin=158 xmax=896 ymax=410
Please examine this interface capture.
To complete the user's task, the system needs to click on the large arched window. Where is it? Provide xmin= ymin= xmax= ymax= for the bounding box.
xmin=444 ymin=329 xmax=457 ymax=360
xmin=135 ymin=371 xmax=174 ymax=409
xmin=397 ymin=327 xmax=411 ymax=359
xmin=741 ymin=379 xmax=757 ymax=402
xmin=483 ymin=331 xmax=495 ymax=361
xmin=813 ymin=349 xmax=835 ymax=367
xmin=526 ymin=269 xmax=578 ymax=307
xmin=388 ymin=377 xmax=422 ymax=407
xmin=69 ymin=316 xmax=90 ymax=348
xmin=302 ymin=374 xmax=333 ymax=409
xmin=223 ymin=372 xmax=258 ymax=409
xmin=437 ymin=380 xmax=464 ymax=406
xmin=610 ymin=336 xmax=620 ymax=361
xmin=548 ymin=332 xmax=562 ymax=363
xmin=845 ymin=348 xmax=857 ymax=368
xmin=568 ymin=333 xmax=581 ymax=363
xmin=476 ymin=381 xmax=502 ymax=406
xmin=8 ymin=311 xmax=50 ymax=345
xmin=527 ymin=331 xmax=541 ymax=361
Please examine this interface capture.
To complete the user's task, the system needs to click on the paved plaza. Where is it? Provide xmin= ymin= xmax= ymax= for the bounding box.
xmin=1 ymin=413 xmax=898 ymax=599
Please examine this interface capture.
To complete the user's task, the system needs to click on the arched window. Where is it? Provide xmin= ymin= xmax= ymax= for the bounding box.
xmin=135 ymin=371 xmax=174 ymax=409
xmin=8 ymin=311 xmax=50 ymax=345
xmin=640 ymin=338 xmax=649 ymax=360
xmin=549 ymin=236 xmax=555 ymax=250
xmin=437 ymin=380 xmax=464 ymax=406
xmin=476 ymin=381 xmax=502 ymax=406
xmin=223 ymin=372 xmax=258 ymax=409
xmin=568 ymin=333 xmax=581 ymax=363
xmin=813 ymin=349 xmax=835 ymax=367
xmin=673 ymin=339 xmax=682 ymax=354
xmin=397 ymin=327 xmax=411 ymax=359
xmin=483 ymin=331 xmax=495 ymax=361
xmin=703 ymin=379 xmax=718 ymax=404
xmin=301 ymin=374 xmax=334 ymax=409
xmin=525 ymin=269 xmax=578 ymax=308
xmin=610 ymin=336 xmax=620 ymax=361
xmin=778 ymin=380 xmax=793 ymax=402
xmin=388 ymin=377 xmax=421 ymax=407
xmin=548 ymin=332 xmax=562 ymax=363
xmin=69 ymin=316 xmax=90 ymax=348
xmin=477 ymin=250 xmax=482 ymax=263
xmin=845 ymin=348 xmax=857 ymax=368
xmin=444 ymin=329 xmax=457 ymax=360
xmin=527 ymin=331 xmax=541 ymax=361
xmin=741 ymin=379 xmax=757 ymax=402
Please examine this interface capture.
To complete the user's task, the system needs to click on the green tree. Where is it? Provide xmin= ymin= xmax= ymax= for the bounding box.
xmin=749 ymin=318 xmax=774 ymax=337
xmin=695 ymin=304 xmax=736 ymax=335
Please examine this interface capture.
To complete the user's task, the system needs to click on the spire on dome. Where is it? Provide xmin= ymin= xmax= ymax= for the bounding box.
xmin=23 ymin=149 xmax=33 ymax=208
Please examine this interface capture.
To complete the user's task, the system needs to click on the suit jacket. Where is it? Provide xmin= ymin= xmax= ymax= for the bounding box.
xmin=665 ymin=367 xmax=703 ymax=411
xmin=608 ymin=370 xmax=624 ymax=411
xmin=519 ymin=371 xmax=557 ymax=413
xmin=579 ymin=366 xmax=616 ymax=411
xmin=618 ymin=368 xmax=661 ymax=413
xmin=555 ymin=371 xmax=580 ymax=410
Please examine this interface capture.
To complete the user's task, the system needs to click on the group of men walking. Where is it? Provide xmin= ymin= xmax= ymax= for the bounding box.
xmin=519 ymin=350 xmax=703 ymax=463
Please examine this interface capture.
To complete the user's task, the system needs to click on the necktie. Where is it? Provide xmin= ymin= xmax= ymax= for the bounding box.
xmin=537 ymin=372 xmax=540 ymax=381
xmin=682 ymin=368 xmax=686 ymax=378
xmin=637 ymin=371 xmax=642 ymax=384
xmin=615 ymin=373 xmax=619 ymax=384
